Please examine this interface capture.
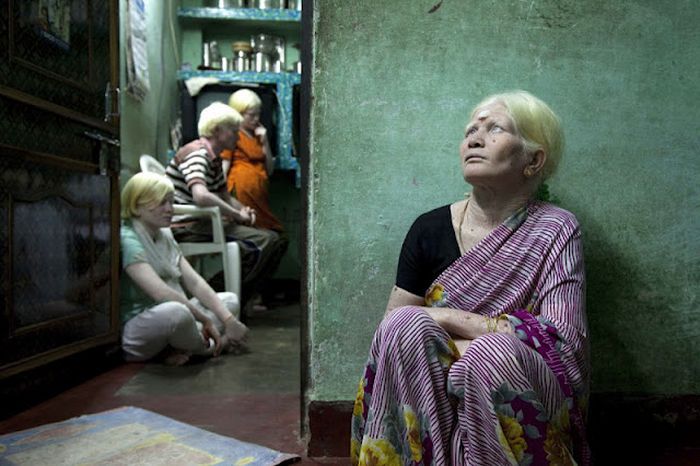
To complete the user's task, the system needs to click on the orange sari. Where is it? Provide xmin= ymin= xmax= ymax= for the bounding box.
xmin=221 ymin=131 xmax=283 ymax=232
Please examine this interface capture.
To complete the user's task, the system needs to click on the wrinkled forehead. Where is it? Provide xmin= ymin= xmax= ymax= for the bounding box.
xmin=468 ymin=101 xmax=514 ymax=127
xmin=471 ymin=100 xmax=509 ymax=119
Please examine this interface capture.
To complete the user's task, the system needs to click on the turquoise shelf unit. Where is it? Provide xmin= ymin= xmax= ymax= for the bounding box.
xmin=178 ymin=70 xmax=301 ymax=185
xmin=177 ymin=6 xmax=302 ymax=186
xmin=178 ymin=7 xmax=301 ymax=23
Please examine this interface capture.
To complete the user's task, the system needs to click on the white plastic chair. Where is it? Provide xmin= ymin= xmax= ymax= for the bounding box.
xmin=138 ymin=154 xmax=241 ymax=298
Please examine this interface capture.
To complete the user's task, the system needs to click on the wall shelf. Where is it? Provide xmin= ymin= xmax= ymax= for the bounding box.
xmin=178 ymin=7 xmax=301 ymax=186
xmin=178 ymin=70 xmax=301 ymax=185
xmin=178 ymin=7 xmax=301 ymax=25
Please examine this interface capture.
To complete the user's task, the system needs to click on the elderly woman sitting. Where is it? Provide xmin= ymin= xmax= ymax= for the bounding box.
xmin=351 ymin=91 xmax=590 ymax=465
xmin=120 ymin=172 xmax=248 ymax=365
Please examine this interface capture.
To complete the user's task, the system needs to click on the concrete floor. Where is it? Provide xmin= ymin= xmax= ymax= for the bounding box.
xmin=0 ymin=303 xmax=349 ymax=466
xmin=4 ymin=302 xmax=699 ymax=465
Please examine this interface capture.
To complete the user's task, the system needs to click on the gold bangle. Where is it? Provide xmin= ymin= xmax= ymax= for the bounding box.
xmin=496 ymin=314 xmax=511 ymax=333
xmin=485 ymin=316 xmax=496 ymax=333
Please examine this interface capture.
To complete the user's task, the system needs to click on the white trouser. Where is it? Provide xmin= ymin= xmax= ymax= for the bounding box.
xmin=121 ymin=292 xmax=239 ymax=361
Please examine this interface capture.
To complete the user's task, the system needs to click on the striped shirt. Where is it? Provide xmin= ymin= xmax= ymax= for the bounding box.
xmin=165 ymin=138 xmax=227 ymax=222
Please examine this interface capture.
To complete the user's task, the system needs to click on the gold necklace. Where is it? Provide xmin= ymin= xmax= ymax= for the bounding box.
xmin=457 ymin=197 xmax=470 ymax=254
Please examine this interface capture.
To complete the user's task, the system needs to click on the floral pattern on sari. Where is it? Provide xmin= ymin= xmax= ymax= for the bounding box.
xmin=356 ymin=437 xmax=402 ymax=466
xmin=491 ymin=381 xmax=576 ymax=465
xmin=354 ymin=402 xmax=437 ymax=466
xmin=496 ymin=415 xmax=527 ymax=465
xmin=501 ymin=309 xmax=586 ymax=464
xmin=425 ymin=283 xmax=448 ymax=307
xmin=425 ymin=335 xmax=461 ymax=370
xmin=352 ymin=361 xmax=376 ymax=462
xmin=352 ymin=335 xmax=459 ymax=465
xmin=506 ymin=312 xmax=565 ymax=354
xmin=544 ymin=405 xmax=577 ymax=465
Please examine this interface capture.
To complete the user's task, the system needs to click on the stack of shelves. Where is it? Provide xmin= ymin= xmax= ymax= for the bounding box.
xmin=178 ymin=6 xmax=301 ymax=184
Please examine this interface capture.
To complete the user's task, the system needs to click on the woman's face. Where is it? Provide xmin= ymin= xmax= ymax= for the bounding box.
xmin=241 ymin=106 xmax=261 ymax=132
xmin=459 ymin=103 xmax=529 ymax=188
xmin=136 ymin=193 xmax=174 ymax=231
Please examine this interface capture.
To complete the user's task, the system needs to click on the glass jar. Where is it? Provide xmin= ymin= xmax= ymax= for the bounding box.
xmin=231 ymin=41 xmax=252 ymax=72
xmin=208 ymin=0 xmax=247 ymax=7
xmin=251 ymin=34 xmax=277 ymax=72
xmin=253 ymin=52 xmax=272 ymax=72
xmin=249 ymin=0 xmax=283 ymax=9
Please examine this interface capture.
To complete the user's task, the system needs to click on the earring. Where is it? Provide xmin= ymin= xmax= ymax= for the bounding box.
xmin=524 ymin=168 xmax=534 ymax=177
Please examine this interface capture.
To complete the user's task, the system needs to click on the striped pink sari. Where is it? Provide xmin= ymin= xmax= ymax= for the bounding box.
xmin=352 ymin=202 xmax=590 ymax=465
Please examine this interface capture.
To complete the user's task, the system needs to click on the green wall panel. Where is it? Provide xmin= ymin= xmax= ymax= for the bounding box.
xmin=307 ymin=0 xmax=700 ymax=400
xmin=119 ymin=0 xmax=181 ymax=178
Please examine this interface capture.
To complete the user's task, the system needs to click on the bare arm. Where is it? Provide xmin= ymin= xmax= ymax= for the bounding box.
xmin=426 ymin=307 xmax=511 ymax=339
xmin=126 ymin=261 xmax=197 ymax=311
xmin=219 ymin=189 xmax=245 ymax=212
xmin=190 ymin=183 xmax=255 ymax=226
xmin=384 ymin=285 xmax=424 ymax=315
xmin=180 ymin=257 xmax=248 ymax=346
xmin=179 ymin=256 xmax=233 ymax=323
xmin=221 ymin=189 xmax=257 ymax=226
xmin=125 ymin=261 xmax=222 ymax=354
xmin=385 ymin=285 xmax=511 ymax=350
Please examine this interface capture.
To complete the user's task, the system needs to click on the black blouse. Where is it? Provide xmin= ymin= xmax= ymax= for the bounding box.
xmin=395 ymin=205 xmax=461 ymax=297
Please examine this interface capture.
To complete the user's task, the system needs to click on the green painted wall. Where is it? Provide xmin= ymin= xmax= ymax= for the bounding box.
xmin=269 ymin=172 xmax=302 ymax=279
xmin=307 ymin=0 xmax=700 ymax=402
xmin=119 ymin=0 xmax=181 ymax=181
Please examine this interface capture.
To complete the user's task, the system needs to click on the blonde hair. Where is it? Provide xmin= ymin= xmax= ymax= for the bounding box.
xmin=121 ymin=172 xmax=174 ymax=219
xmin=228 ymin=89 xmax=262 ymax=114
xmin=198 ymin=101 xmax=243 ymax=137
xmin=472 ymin=91 xmax=564 ymax=180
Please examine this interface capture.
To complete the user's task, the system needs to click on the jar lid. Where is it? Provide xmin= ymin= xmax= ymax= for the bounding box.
xmin=232 ymin=41 xmax=253 ymax=52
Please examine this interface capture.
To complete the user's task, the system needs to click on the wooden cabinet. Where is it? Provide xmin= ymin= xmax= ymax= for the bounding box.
xmin=0 ymin=0 xmax=120 ymax=379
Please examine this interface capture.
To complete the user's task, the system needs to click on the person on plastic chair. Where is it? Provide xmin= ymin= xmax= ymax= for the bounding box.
xmin=165 ymin=102 xmax=286 ymax=314
xmin=120 ymin=172 xmax=248 ymax=366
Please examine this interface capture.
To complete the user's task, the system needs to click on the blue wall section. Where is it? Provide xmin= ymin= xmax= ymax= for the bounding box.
xmin=307 ymin=0 xmax=700 ymax=400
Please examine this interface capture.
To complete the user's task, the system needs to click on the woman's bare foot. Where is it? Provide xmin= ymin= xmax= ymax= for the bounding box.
xmin=244 ymin=293 xmax=268 ymax=314
xmin=162 ymin=349 xmax=191 ymax=366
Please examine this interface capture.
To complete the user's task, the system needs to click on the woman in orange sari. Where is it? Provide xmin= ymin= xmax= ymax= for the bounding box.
xmin=221 ymin=89 xmax=283 ymax=232
xmin=221 ymin=89 xmax=288 ymax=310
